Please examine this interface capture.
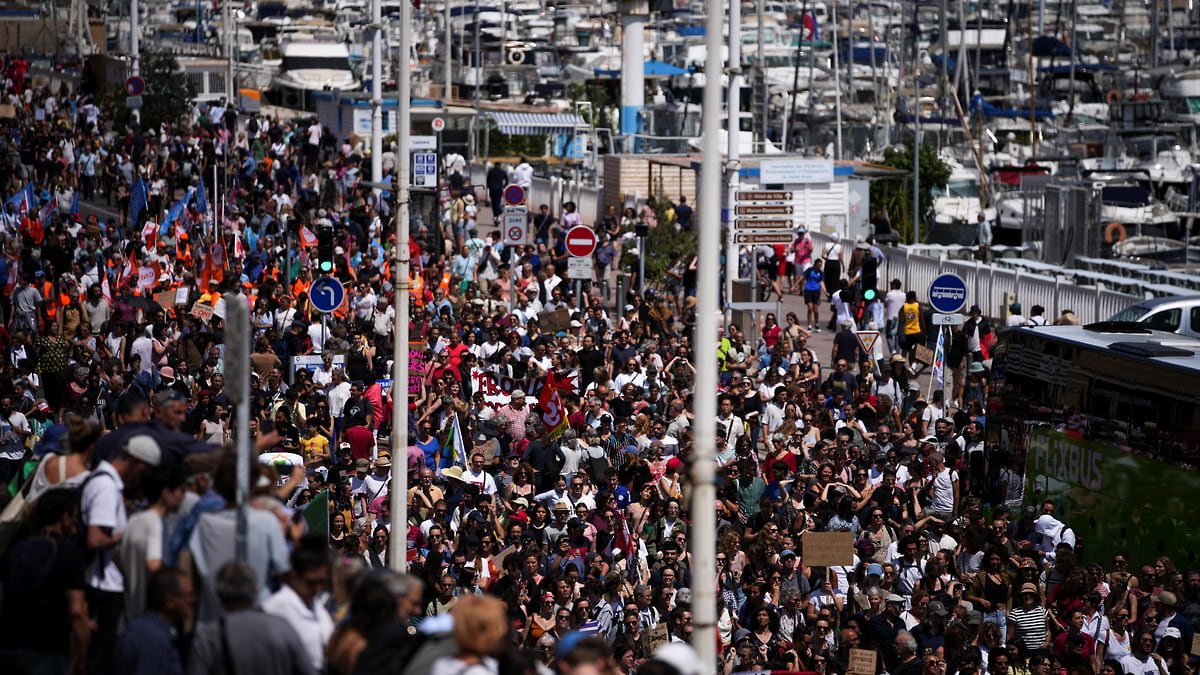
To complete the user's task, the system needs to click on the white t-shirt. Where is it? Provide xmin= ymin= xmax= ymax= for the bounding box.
xmin=0 ymin=411 xmax=30 ymax=460
xmin=930 ymin=467 xmax=958 ymax=513
xmin=885 ymin=289 xmax=907 ymax=321
xmin=262 ymin=584 xmax=334 ymax=671
xmin=1120 ymin=654 xmax=1164 ymax=675
xmin=120 ymin=509 xmax=164 ymax=620
xmin=82 ymin=461 xmax=127 ymax=592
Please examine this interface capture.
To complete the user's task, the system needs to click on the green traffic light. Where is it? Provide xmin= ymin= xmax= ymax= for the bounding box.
xmin=864 ymin=289 xmax=877 ymax=301
xmin=320 ymin=262 xmax=333 ymax=273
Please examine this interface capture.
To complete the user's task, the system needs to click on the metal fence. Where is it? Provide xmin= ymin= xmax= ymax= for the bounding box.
xmin=469 ymin=163 xmax=603 ymax=226
xmin=810 ymin=232 xmax=1141 ymax=324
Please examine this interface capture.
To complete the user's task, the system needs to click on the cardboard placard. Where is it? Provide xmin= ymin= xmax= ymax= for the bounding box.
xmin=913 ymin=344 xmax=935 ymax=365
xmin=1191 ymin=634 xmax=1200 ymax=656
xmin=851 ymin=648 xmax=878 ymax=675
xmin=0 ymin=104 xmax=16 ymax=118
xmin=537 ymin=308 xmax=571 ymax=334
xmin=155 ymin=290 xmax=178 ymax=309
xmin=408 ymin=343 xmax=429 ymax=395
xmin=642 ymin=622 xmax=669 ymax=652
xmin=190 ymin=303 xmax=214 ymax=322
xmin=801 ymin=531 xmax=855 ymax=567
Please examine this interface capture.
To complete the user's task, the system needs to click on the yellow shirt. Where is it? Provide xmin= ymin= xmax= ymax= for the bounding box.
xmin=300 ymin=434 xmax=330 ymax=465
xmin=902 ymin=301 xmax=921 ymax=335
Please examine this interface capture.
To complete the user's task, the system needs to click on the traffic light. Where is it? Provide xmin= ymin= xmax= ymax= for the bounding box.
xmin=317 ymin=226 xmax=334 ymax=274
xmin=861 ymin=254 xmax=878 ymax=300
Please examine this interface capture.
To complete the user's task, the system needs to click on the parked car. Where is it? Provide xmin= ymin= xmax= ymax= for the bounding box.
xmin=1107 ymin=295 xmax=1200 ymax=339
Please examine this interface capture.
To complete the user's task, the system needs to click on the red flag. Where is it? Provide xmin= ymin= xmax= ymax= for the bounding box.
xmin=233 ymin=232 xmax=245 ymax=259
xmin=211 ymin=237 xmax=226 ymax=283
xmin=141 ymin=218 xmax=157 ymax=248
xmin=606 ymin=511 xmax=635 ymax=560
xmin=198 ymin=248 xmax=213 ymax=294
xmin=101 ymin=275 xmax=112 ymax=305
xmin=300 ymin=225 xmax=317 ymax=248
xmin=538 ymin=371 xmax=568 ymax=440
xmin=119 ymin=256 xmax=138 ymax=289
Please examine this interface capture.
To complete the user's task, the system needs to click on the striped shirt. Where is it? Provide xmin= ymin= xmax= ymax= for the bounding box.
xmin=1008 ymin=605 xmax=1050 ymax=651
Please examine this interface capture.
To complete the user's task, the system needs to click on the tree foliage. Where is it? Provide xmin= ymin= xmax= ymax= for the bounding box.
xmin=870 ymin=142 xmax=952 ymax=243
xmin=96 ymin=54 xmax=198 ymax=134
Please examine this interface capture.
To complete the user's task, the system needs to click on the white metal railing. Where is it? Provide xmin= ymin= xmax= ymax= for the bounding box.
xmin=468 ymin=163 xmax=602 ymax=226
xmin=810 ymin=232 xmax=1142 ymax=324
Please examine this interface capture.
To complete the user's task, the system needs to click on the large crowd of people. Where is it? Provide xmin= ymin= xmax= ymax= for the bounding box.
xmin=0 ymin=64 xmax=1195 ymax=675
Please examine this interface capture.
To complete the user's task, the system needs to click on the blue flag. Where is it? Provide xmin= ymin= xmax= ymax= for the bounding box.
xmin=70 ymin=189 xmax=79 ymax=216
xmin=5 ymin=183 xmax=30 ymax=215
xmin=130 ymin=177 xmax=147 ymax=226
xmin=195 ymin=178 xmax=208 ymax=215
xmin=160 ymin=188 xmax=194 ymax=234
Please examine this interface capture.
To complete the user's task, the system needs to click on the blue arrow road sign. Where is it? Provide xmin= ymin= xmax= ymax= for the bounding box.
xmin=928 ymin=273 xmax=968 ymax=314
xmin=310 ymin=276 xmax=345 ymax=314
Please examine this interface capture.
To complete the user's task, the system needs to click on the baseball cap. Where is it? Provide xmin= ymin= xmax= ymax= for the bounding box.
xmin=780 ymin=549 xmax=797 ymax=559
xmin=124 ymin=435 xmax=162 ymax=466
xmin=867 ymin=563 xmax=884 ymax=577
xmin=355 ymin=458 xmax=370 ymax=471
xmin=926 ymin=601 xmax=949 ymax=617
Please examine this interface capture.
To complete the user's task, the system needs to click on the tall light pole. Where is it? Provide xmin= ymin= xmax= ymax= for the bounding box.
xmin=389 ymin=0 xmax=412 ymax=573
xmin=371 ymin=0 xmax=383 ymax=195
xmin=692 ymin=0 xmax=722 ymax=669
xmin=724 ymin=0 xmax=742 ymax=328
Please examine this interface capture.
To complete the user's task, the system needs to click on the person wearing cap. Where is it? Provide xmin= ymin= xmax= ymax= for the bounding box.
xmin=83 ymin=434 xmax=162 ymax=673
xmin=1152 ymin=591 xmax=1194 ymax=647
xmin=493 ymin=389 xmax=529 ymax=443
xmin=869 ymin=593 xmax=909 ymax=670
xmin=1006 ymin=302 xmax=1029 ymax=328
xmin=964 ymin=304 xmax=992 ymax=363
xmin=1008 ymin=583 xmax=1052 ymax=653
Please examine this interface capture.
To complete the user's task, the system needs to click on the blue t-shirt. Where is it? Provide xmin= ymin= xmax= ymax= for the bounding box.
xmin=804 ymin=267 xmax=824 ymax=292
xmin=417 ymin=436 xmax=440 ymax=470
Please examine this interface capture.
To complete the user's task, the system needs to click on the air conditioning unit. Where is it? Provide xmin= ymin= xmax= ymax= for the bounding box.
xmin=506 ymin=48 xmax=526 ymax=65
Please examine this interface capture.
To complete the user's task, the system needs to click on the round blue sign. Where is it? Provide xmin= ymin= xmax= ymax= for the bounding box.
xmin=928 ymin=273 xmax=968 ymax=314
xmin=310 ymin=276 xmax=345 ymax=314
xmin=503 ymin=184 xmax=525 ymax=205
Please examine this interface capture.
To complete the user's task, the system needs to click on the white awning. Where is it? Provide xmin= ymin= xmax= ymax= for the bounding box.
xmin=489 ymin=111 xmax=587 ymax=135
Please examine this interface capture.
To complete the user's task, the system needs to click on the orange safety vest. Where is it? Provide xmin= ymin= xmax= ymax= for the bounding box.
xmin=438 ymin=272 xmax=451 ymax=294
xmin=410 ymin=273 xmax=425 ymax=308
xmin=40 ymin=281 xmax=56 ymax=319
xmin=291 ymin=278 xmax=309 ymax=299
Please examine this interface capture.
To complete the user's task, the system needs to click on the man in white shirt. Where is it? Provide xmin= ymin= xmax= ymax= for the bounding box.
xmin=512 ymin=157 xmax=534 ymax=191
xmin=462 ymin=452 xmax=498 ymax=496
xmin=716 ymin=395 xmax=745 ymax=447
xmin=262 ymin=541 xmax=335 ymax=672
xmin=925 ymin=451 xmax=959 ymax=520
xmin=0 ymin=395 xmax=31 ymax=485
xmin=1006 ymin=302 xmax=1029 ymax=328
xmin=84 ymin=435 xmax=162 ymax=674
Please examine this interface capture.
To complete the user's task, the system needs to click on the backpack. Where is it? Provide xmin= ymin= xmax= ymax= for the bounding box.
xmin=584 ymin=446 xmax=607 ymax=483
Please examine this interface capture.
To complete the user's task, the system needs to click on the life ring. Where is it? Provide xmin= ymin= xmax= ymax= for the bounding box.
xmin=1106 ymin=90 xmax=1122 ymax=104
xmin=1104 ymin=222 xmax=1127 ymax=243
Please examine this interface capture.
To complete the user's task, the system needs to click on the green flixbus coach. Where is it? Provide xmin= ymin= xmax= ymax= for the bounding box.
xmin=989 ymin=323 xmax=1200 ymax=566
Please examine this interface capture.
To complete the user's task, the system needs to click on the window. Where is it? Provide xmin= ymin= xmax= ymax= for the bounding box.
xmin=1141 ymin=308 xmax=1181 ymax=332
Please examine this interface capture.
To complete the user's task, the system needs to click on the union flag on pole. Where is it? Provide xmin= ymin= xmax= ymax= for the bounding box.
xmin=299 ymin=225 xmax=317 ymax=248
xmin=538 ymin=371 xmax=568 ymax=440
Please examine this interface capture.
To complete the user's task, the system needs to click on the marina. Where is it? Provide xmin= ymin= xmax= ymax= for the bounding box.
xmin=15 ymin=0 xmax=1200 ymax=294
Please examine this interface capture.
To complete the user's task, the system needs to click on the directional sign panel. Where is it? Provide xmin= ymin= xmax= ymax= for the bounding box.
xmin=734 ymin=219 xmax=795 ymax=230
xmin=733 ymin=232 xmax=795 ymax=244
xmin=737 ymin=191 xmax=794 ymax=201
xmin=736 ymin=205 xmax=795 ymax=216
